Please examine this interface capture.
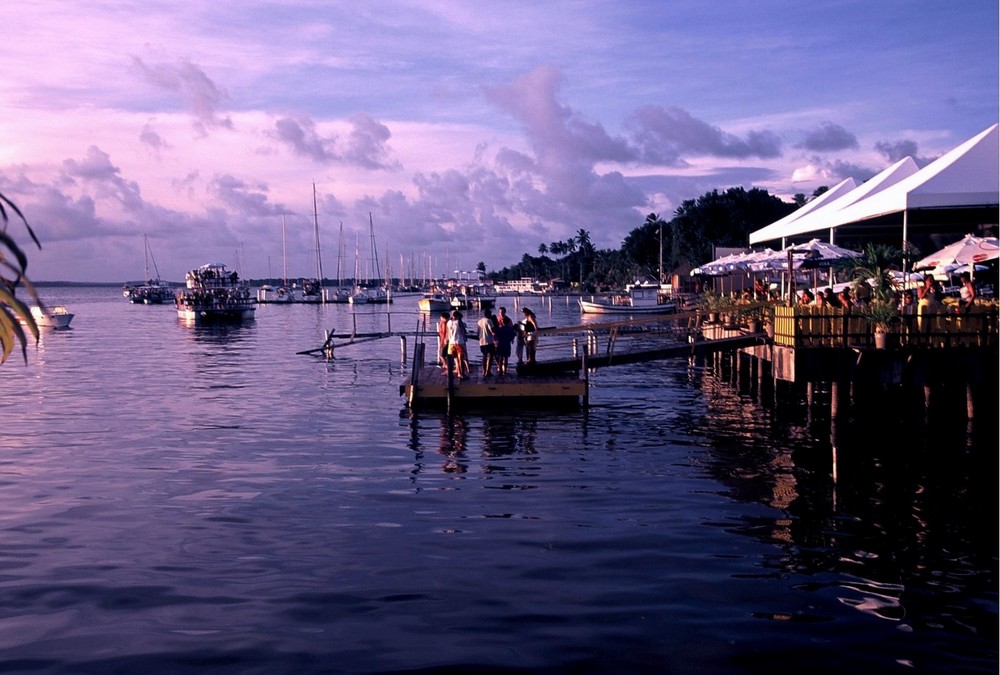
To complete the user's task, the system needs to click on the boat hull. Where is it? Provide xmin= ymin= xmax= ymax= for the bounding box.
xmin=579 ymin=299 xmax=676 ymax=315
xmin=30 ymin=306 xmax=74 ymax=329
xmin=177 ymin=306 xmax=256 ymax=324
xmin=418 ymin=296 xmax=453 ymax=313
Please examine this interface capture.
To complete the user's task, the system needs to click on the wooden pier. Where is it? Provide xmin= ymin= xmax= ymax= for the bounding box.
xmin=400 ymin=343 xmax=588 ymax=410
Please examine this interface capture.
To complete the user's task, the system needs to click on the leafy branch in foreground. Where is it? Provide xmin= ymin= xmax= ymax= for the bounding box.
xmin=0 ymin=193 xmax=42 ymax=364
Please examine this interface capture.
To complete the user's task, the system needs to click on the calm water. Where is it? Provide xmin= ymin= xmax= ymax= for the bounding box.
xmin=1 ymin=286 xmax=995 ymax=674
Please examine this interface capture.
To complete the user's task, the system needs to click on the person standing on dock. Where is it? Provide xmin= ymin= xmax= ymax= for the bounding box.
xmin=521 ymin=307 xmax=539 ymax=364
xmin=494 ymin=307 xmax=516 ymax=376
xmin=477 ymin=309 xmax=497 ymax=378
xmin=437 ymin=312 xmax=451 ymax=369
xmin=447 ymin=310 xmax=471 ymax=379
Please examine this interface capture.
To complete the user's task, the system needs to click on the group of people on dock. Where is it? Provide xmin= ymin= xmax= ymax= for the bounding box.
xmin=436 ymin=306 xmax=538 ymax=380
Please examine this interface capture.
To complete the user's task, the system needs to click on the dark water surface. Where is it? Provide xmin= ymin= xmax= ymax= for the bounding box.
xmin=1 ymin=287 xmax=996 ymax=674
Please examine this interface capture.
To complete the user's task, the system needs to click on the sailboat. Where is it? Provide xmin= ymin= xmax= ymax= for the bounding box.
xmin=326 ymin=221 xmax=351 ymax=303
xmin=360 ymin=213 xmax=391 ymax=304
xmin=257 ymin=216 xmax=294 ymax=303
xmin=290 ymin=184 xmax=327 ymax=303
xmin=123 ymin=235 xmax=173 ymax=304
xmin=348 ymin=231 xmax=369 ymax=304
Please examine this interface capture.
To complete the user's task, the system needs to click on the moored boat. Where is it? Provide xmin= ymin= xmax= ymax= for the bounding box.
xmin=256 ymin=284 xmax=294 ymax=303
xmin=418 ymin=292 xmax=452 ymax=313
xmin=124 ymin=280 xmax=173 ymax=304
xmin=175 ymin=263 xmax=256 ymax=324
xmin=29 ymin=305 xmax=75 ymax=329
xmin=579 ymin=282 xmax=676 ymax=315
xmin=124 ymin=235 xmax=172 ymax=304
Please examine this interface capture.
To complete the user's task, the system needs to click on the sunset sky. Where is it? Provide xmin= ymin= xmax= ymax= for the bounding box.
xmin=2 ymin=1 xmax=997 ymax=283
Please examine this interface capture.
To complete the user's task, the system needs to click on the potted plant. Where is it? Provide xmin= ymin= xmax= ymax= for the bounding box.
xmin=698 ymin=290 xmax=726 ymax=323
xmin=862 ymin=298 xmax=899 ymax=348
xmin=737 ymin=300 xmax=769 ymax=333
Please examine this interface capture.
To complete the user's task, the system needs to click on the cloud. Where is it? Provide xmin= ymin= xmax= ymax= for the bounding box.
xmin=60 ymin=146 xmax=143 ymax=212
xmin=874 ymin=138 xmax=935 ymax=167
xmin=797 ymin=122 xmax=859 ymax=152
xmin=627 ymin=105 xmax=783 ymax=164
xmin=483 ymin=66 xmax=636 ymax=168
xmin=208 ymin=174 xmax=288 ymax=217
xmin=139 ymin=122 xmax=170 ymax=153
xmin=130 ymin=57 xmax=233 ymax=133
xmin=271 ymin=113 xmax=400 ymax=170
xmin=790 ymin=156 xmax=877 ymax=184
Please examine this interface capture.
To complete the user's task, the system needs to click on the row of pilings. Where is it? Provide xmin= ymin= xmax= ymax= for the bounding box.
xmin=698 ymin=342 xmax=997 ymax=425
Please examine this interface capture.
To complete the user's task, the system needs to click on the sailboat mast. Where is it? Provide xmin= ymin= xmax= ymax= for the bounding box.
xmin=369 ymin=213 xmax=381 ymax=284
xmin=143 ymin=234 xmax=150 ymax=281
xmin=281 ymin=215 xmax=288 ymax=285
xmin=337 ymin=222 xmax=344 ymax=288
xmin=313 ymin=183 xmax=324 ymax=285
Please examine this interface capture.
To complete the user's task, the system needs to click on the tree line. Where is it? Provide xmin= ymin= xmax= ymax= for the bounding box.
xmin=487 ymin=186 xmax=829 ymax=291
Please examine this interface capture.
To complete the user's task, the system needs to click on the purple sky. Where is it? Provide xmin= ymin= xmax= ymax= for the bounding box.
xmin=2 ymin=1 xmax=997 ymax=282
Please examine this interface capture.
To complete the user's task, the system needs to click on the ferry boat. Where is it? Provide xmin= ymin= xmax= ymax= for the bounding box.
xmin=175 ymin=263 xmax=256 ymax=324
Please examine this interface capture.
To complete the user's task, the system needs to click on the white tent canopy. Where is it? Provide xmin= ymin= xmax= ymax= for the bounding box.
xmin=749 ymin=123 xmax=1000 ymax=246
xmin=747 ymin=177 xmax=857 ymax=245
xmin=749 ymin=157 xmax=919 ymax=245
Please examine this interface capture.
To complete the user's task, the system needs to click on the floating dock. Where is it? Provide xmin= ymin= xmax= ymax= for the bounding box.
xmin=400 ymin=344 xmax=587 ymax=410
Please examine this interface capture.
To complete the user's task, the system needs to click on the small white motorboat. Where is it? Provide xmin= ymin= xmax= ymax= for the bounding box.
xmin=30 ymin=305 xmax=75 ymax=329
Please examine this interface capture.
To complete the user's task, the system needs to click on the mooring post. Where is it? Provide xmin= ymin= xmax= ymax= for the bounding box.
xmin=400 ymin=335 xmax=407 ymax=365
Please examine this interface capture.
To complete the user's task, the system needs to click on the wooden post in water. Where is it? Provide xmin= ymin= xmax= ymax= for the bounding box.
xmin=400 ymin=335 xmax=407 ymax=365
xmin=408 ymin=343 xmax=423 ymax=407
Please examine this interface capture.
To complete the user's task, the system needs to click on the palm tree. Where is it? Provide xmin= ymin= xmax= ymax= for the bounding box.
xmin=0 ymin=193 xmax=41 ymax=364
xmin=847 ymin=242 xmax=904 ymax=303
xmin=575 ymin=229 xmax=592 ymax=284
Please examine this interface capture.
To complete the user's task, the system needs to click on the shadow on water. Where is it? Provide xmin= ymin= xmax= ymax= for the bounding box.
xmin=667 ymin=354 xmax=998 ymax=665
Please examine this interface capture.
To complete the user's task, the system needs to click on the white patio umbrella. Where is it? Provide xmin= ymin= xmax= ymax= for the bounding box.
xmin=912 ymin=234 xmax=1000 ymax=270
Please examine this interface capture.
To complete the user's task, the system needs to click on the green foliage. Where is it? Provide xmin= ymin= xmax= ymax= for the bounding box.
xmin=862 ymin=298 xmax=900 ymax=332
xmin=663 ymin=187 xmax=795 ymax=272
xmin=845 ymin=242 xmax=904 ymax=304
xmin=493 ymin=187 xmax=796 ymax=291
xmin=0 ymin=193 xmax=41 ymax=364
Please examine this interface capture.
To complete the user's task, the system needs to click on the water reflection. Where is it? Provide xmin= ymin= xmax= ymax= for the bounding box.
xmin=406 ymin=412 xmax=542 ymax=476
xmin=684 ymin=356 xmax=997 ymax=643
xmin=438 ymin=415 xmax=469 ymax=473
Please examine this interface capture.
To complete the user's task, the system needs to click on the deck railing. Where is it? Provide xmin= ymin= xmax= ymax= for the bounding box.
xmin=771 ymin=305 xmax=998 ymax=349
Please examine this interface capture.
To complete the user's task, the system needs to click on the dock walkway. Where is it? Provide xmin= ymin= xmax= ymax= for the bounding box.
xmin=401 ymin=358 xmax=588 ymax=410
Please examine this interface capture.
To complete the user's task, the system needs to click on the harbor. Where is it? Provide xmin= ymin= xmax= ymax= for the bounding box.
xmin=2 ymin=284 xmax=995 ymax=674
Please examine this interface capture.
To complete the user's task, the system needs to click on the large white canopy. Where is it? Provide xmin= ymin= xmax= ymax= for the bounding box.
xmin=749 ymin=123 xmax=1000 ymax=245
xmin=749 ymin=157 xmax=919 ymax=245
xmin=747 ymin=177 xmax=857 ymax=245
